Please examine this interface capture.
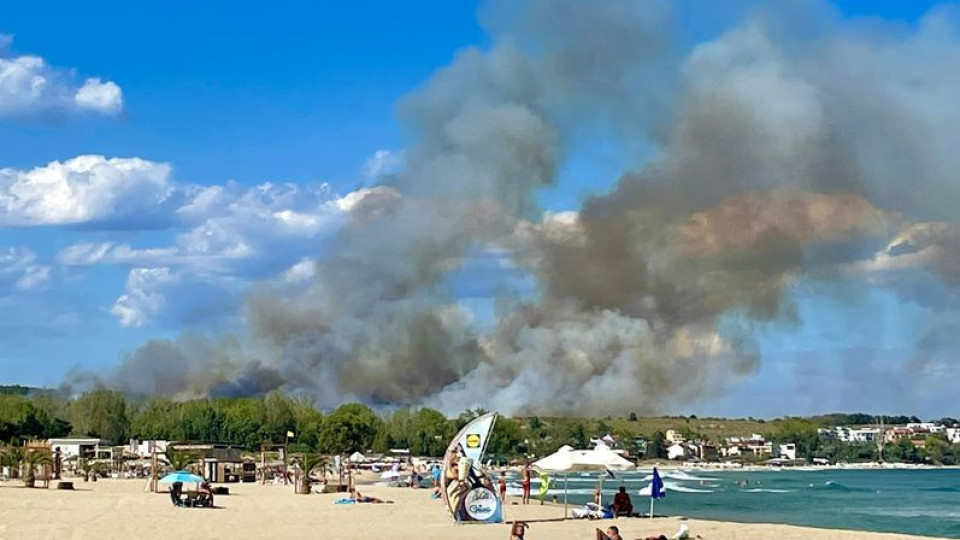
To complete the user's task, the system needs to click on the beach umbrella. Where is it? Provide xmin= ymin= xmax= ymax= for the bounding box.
xmin=159 ymin=470 xmax=204 ymax=484
xmin=533 ymin=444 xmax=635 ymax=518
xmin=649 ymin=466 xmax=665 ymax=518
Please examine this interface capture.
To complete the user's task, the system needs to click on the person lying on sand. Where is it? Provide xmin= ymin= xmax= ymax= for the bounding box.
xmin=596 ymin=525 xmax=622 ymax=540
xmin=349 ymin=488 xmax=393 ymax=504
xmin=642 ymin=523 xmax=696 ymax=540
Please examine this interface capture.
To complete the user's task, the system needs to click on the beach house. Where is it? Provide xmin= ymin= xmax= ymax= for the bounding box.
xmin=667 ymin=443 xmax=687 ymax=460
xmin=47 ymin=438 xmax=107 ymax=460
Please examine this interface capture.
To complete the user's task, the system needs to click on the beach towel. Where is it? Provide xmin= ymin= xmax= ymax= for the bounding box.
xmin=334 ymin=498 xmax=357 ymax=505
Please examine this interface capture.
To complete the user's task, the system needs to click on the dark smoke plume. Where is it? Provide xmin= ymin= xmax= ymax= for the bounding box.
xmin=72 ymin=0 xmax=960 ymax=415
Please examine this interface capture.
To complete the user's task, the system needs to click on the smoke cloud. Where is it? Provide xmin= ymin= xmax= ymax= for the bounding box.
xmin=72 ymin=0 xmax=960 ymax=416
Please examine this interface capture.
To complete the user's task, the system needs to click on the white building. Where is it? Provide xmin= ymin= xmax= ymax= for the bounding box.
xmin=907 ymin=422 xmax=944 ymax=434
xmin=48 ymin=438 xmax=106 ymax=460
xmin=946 ymin=428 xmax=960 ymax=444
xmin=776 ymin=443 xmax=797 ymax=461
xmin=667 ymin=443 xmax=687 ymax=460
xmin=128 ymin=439 xmax=168 ymax=458
xmin=665 ymin=430 xmax=685 ymax=444
xmin=850 ymin=428 xmax=880 ymax=443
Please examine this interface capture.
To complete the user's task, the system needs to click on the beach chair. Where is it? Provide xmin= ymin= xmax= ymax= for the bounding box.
xmin=184 ymin=491 xmax=200 ymax=507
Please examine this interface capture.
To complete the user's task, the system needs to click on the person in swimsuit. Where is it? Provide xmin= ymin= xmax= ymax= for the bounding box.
xmin=498 ymin=475 xmax=507 ymax=500
xmin=521 ymin=463 xmax=531 ymax=504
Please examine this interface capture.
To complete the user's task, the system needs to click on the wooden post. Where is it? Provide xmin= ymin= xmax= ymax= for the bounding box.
xmin=150 ymin=450 xmax=158 ymax=493
xmin=260 ymin=447 xmax=266 ymax=485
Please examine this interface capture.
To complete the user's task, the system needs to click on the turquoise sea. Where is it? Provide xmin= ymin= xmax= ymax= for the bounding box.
xmin=509 ymin=468 xmax=960 ymax=538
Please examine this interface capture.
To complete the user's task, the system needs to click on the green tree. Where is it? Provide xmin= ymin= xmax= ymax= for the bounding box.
xmin=0 ymin=446 xmax=23 ymax=479
xmin=177 ymin=400 xmax=224 ymax=442
xmin=650 ymin=431 xmax=667 ymax=459
xmin=69 ymin=390 xmax=130 ymax=444
xmin=21 ymin=449 xmax=52 ymax=488
xmin=261 ymin=392 xmax=296 ymax=444
xmin=130 ymin=397 xmax=181 ymax=440
xmin=293 ymin=453 xmax=330 ymax=494
xmin=318 ymin=403 xmax=380 ymax=454
xmin=410 ymin=408 xmax=451 ymax=457
xmin=165 ymin=449 xmax=198 ymax=471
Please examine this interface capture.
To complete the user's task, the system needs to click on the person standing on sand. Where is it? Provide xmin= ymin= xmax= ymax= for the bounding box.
xmin=521 ymin=463 xmax=532 ymax=504
xmin=499 ymin=474 xmax=507 ymax=500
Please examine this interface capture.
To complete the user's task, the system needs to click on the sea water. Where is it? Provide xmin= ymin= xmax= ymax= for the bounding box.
xmin=507 ymin=468 xmax=960 ymax=538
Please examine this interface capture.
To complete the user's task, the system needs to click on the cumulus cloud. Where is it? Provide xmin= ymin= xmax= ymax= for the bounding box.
xmin=0 ymin=155 xmax=174 ymax=226
xmin=74 ymin=77 xmax=123 ymax=114
xmin=0 ymin=34 xmax=123 ymax=117
xmin=110 ymin=267 xmax=177 ymax=327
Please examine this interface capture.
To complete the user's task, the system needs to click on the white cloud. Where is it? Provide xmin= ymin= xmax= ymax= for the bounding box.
xmin=110 ymin=267 xmax=177 ymax=327
xmin=50 ymin=180 xmax=379 ymax=327
xmin=0 ymin=34 xmax=123 ymax=117
xmin=362 ymin=149 xmax=405 ymax=179
xmin=0 ymin=155 xmax=174 ymax=226
xmin=74 ymin=78 xmax=122 ymax=114
xmin=282 ymin=258 xmax=316 ymax=284
xmin=0 ymin=247 xmax=51 ymax=291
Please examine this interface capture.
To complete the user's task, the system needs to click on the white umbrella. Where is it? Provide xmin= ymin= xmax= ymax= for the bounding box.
xmin=348 ymin=452 xmax=366 ymax=463
xmin=532 ymin=444 xmax=635 ymax=517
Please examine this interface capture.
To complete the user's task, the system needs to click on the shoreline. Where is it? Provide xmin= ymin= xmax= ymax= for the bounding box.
xmin=0 ymin=478 xmax=951 ymax=540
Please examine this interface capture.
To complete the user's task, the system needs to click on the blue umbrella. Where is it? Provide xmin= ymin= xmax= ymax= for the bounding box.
xmin=159 ymin=471 xmax=205 ymax=484
xmin=649 ymin=466 xmax=665 ymax=518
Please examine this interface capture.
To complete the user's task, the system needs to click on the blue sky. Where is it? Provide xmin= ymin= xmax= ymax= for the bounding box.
xmin=1 ymin=0 xmax=957 ymax=417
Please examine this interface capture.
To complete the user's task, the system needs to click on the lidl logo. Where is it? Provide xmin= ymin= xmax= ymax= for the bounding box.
xmin=465 ymin=434 xmax=481 ymax=448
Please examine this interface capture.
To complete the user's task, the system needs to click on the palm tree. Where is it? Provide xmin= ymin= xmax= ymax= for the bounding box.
xmin=22 ymin=450 xmax=52 ymax=488
xmin=165 ymin=449 xmax=197 ymax=472
xmin=1 ymin=447 xmax=24 ymax=479
xmin=293 ymin=453 xmax=329 ymax=494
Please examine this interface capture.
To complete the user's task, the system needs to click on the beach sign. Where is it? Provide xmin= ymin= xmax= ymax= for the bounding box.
xmin=439 ymin=412 xmax=503 ymax=524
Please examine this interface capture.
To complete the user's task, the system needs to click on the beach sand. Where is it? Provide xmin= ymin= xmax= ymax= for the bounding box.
xmin=0 ymin=479 xmax=945 ymax=540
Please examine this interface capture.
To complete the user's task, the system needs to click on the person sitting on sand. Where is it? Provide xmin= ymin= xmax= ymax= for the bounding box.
xmin=197 ymin=480 xmax=214 ymax=507
xmin=510 ymin=521 xmax=529 ymax=540
xmin=612 ymin=486 xmax=632 ymax=516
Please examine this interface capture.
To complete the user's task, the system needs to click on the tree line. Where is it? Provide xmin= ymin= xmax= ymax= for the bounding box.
xmin=4 ymin=389 xmax=960 ymax=464
xmin=0 ymin=390 xmax=652 ymax=458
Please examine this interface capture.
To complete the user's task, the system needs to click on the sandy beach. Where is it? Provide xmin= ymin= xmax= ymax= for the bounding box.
xmin=0 ymin=479 xmax=946 ymax=540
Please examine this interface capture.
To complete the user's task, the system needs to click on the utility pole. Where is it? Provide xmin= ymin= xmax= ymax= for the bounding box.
xmin=876 ymin=415 xmax=885 ymax=464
